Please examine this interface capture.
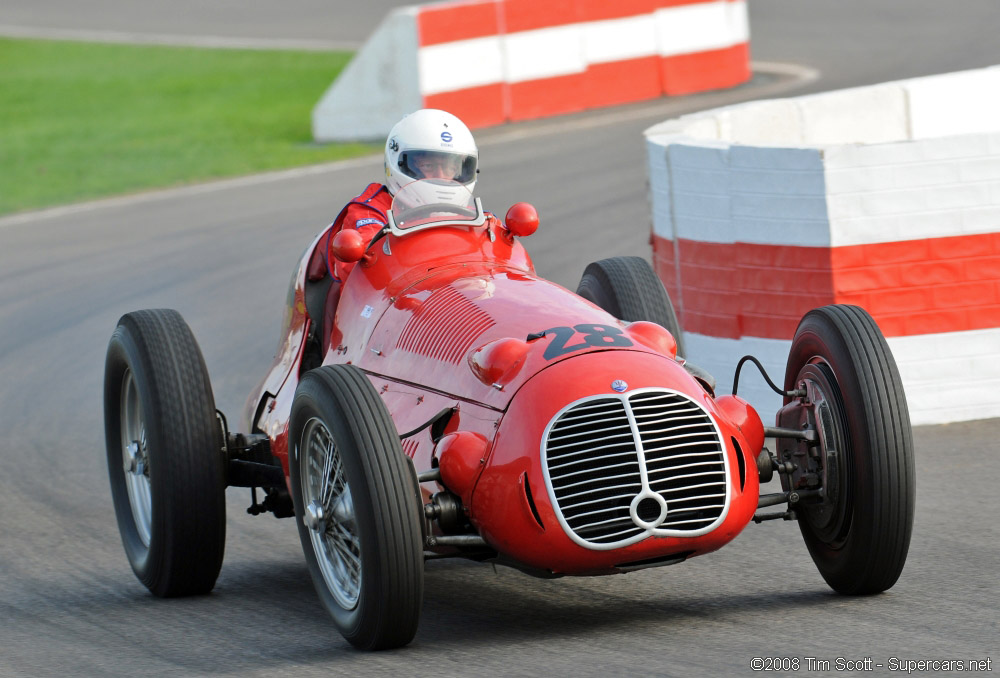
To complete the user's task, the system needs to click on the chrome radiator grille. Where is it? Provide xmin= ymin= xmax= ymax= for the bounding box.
xmin=542 ymin=389 xmax=729 ymax=550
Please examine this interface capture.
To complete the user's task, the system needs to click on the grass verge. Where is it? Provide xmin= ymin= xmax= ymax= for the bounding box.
xmin=0 ymin=38 xmax=375 ymax=216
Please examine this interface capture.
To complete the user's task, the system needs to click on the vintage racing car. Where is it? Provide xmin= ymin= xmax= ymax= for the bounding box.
xmin=103 ymin=180 xmax=915 ymax=650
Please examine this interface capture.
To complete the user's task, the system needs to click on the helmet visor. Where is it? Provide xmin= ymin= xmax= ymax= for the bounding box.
xmin=399 ymin=151 xmax=477 ymax=184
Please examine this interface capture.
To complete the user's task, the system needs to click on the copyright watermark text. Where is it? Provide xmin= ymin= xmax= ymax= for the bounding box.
xmin=750 ymin=656 xmax=992 ymax=672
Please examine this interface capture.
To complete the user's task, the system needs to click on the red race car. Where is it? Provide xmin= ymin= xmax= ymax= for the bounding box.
xmin=103 ymin=180 xmax=915 ymax=650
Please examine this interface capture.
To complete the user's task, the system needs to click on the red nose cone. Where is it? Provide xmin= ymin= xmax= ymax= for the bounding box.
xmin=504 ymin=202 xmax=539 ymax=237
xmin=331 ymin=229 xmax=365 ymax=263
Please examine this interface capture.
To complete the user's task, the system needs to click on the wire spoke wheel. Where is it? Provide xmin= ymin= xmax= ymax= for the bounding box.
xmin=290 ymin=364 xmax=424 ymax=650
xmin=300 ymin=417 xmax=362 ymax=609
xmin=103 ymin=309 xmax=226 ymax=597
xmin=120 ymin=368 xmax=152 ymax=548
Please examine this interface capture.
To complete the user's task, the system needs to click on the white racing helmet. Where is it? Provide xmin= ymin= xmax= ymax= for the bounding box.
xmin=384 ymin=109 xmax=478 ymax=201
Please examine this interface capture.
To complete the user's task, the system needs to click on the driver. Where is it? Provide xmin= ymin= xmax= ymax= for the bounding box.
xmin=320 ymin=108 xmax=478 ymax=284
xmin=304 ymin=109 xmax=479 ymax=355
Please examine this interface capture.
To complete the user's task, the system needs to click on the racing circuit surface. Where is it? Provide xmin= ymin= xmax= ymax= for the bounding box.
xmin=1 ymin=2 xmax=998 ymax=675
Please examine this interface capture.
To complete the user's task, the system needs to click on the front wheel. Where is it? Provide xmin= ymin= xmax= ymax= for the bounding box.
xmin=289 ymin=364 xmax=424 ymax=650
xmin=576 ymin=256 xmax=685 ymax=356
xmin=103 ymin=309 xmax=226 ymax=597
xmin=783 ymin=305 xmax=915 ymax=594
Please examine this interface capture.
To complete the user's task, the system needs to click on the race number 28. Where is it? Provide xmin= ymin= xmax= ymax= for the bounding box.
xmin=541 ymin=324 xmax=632 ymax=360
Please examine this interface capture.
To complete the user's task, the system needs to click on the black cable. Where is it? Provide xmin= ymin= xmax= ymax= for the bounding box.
xmin=399 ymin=407 xmax=455 ymax=440
xmin=731 ymin=355 xmax=788 ymax=397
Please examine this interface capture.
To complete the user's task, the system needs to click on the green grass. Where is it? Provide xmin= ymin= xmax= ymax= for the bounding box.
xmin=0 ymin=38 xmax=376 ymax=216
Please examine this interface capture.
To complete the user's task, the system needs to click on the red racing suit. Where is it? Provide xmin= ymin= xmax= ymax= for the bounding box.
xmin=323 ymin=182 xmax=393 ymax=283
xmin=303 ymin=183 xmax=392 ymax=353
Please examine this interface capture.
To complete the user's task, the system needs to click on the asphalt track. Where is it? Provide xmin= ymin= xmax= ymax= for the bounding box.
xmin=1 ymin=2 xmax=998 ymax=676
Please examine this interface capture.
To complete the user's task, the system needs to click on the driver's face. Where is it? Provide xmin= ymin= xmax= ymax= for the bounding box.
xmin=414 ymin=153 xmax=460 ymax=180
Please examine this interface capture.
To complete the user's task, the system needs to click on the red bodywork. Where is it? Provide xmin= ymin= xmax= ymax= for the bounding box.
xmin=246 ymin=205 xmax=765 ymax=576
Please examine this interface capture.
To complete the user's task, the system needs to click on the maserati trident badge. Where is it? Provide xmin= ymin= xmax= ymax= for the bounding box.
xmin=611 ymin=379 xmax=628 ymax=393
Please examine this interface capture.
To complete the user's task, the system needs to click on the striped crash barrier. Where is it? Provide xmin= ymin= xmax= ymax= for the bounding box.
xmin=313 ymin=0 xmax=750 ymax=141
xmin=644 ymin=65 xmax=1000 ymax=426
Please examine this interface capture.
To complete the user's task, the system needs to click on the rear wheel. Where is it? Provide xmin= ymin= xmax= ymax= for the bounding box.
xmin=783 ymin=305 xmax=914 ymax=594
xmin=289 ymin=364 xmax=423 ymax=650
xmin=103 ymin=309 xmax=226 ymax=597
xmin=576 ymin=256 xmax=685 ymax=356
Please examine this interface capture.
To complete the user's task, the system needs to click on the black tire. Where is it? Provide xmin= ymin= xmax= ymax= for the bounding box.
xmin=103 ymin=309 xmax=226 ymax=597
xmin=289 ymin=364 xmax=423 ymax=650
xmin=576 ymin=256 xmax=685 ymax=356
xmin=784 ymin=305 xmax=915 ymax=595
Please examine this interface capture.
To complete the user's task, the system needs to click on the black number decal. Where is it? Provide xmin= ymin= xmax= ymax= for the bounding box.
xmin=541 ymin=324 xmax=632 ymax=360
xmin=542 ymin=326 xmax=588 ymax=360
xmin=576 ymin=324 xmax=633 ymax=348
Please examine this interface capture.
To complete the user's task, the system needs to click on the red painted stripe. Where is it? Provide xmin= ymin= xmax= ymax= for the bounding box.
xmin=507 ymin=73 xmax=588 ymax=121
xmin=583 ymin=56 xmax=663 ymax=108
xmin=417 ymin=0 xmax=501 ymax=47
xmin=424 ymin=84 xmax=507 ymax=129
xmin=653 ymin=233 xmax=1000 ymax=339
xmin=501 ymin=0 xmax=579 ymax=34
xmin=575 ymin=0 xmax=661 ymax=22
xmin=660 ymin=43 xmax=750 ymax=96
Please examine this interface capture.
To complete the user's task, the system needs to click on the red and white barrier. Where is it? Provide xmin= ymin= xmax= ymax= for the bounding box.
xmin=645 ymin=66 xmax=1000 ymax=425
xmin=313 ymin=0 xmax=750 ymax=141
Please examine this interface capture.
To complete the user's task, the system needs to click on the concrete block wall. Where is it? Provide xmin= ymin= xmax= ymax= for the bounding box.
xmin=644 ymin=65 xmax=1000 ymax=425
xmin=314 ymin=0 xmax=751 ymax=141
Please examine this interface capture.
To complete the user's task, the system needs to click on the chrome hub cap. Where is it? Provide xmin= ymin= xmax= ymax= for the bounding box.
xmin=299 ymin=418 xmax=361 ymax=609
xmin=120 ymin=369 xmax=152 ymax=547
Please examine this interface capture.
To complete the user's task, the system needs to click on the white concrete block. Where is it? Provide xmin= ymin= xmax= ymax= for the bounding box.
xmin=646 ymin=139 xmax=670 ymax=184
xmin=892 ymin=160 xmax=963 ymax=189
xmin=671 ymin=167 xmax=730 ymax=195
xmin=583 ymin=14 xmax=657 ymax=64
xmin=960 ymin=156 xmax=1000 ymax=183
xmin=905 ymin=66 xmax=1000 ymax=139
xmin=859 ymin=187 xmax=930 ymax=216
xmin=925 ymin=182 xmax=992 ymax=211
xmin=912 ymin=400 xmax=1000 ymax=426
xmin=888 ymin=328 xmax=1000 ymax=362
xmin=903 ymin=380 xmax=1000 ymax=426
xmin=729 ymin=145 xmax=823 ymax=171
xmin=672 ymin=191 xmax=731 ymax=220
xmin=825 ymin=165 xmax=897 ymax=195
xmin=826 ymin=193 xmax=866 ymax=220
xmin=668 ymin=142 xmax=730 ymax=171
xmin=313 ymin=8 xmax=421 ymax=141
xmin=798 ymin=84 xmax=909 ymax=146
xmin=654 ymin=0 xmax=748 ymax=58
xmin=915 ymin=133 xmax=996 ymax=161
xmin=822 ymin=139 xmax=925 ymax=169
xmin=962 ymin=205 xmax=1000 ymax=234
xmin=895 ymin=353 xmax=1000 ymax=384
xmin=828 ymin=214 xmax=899 ymax=247
xmin=646 ymin=119 xmax=690 ymax=139
xmin=732 ymin=193 xmax=829 ymax=222
xmin=724 ymin=100 xmax=804 ymax=146
xmin=674 ymin=215 xmax=733 ymax=243
xmin=731 ymin=216 xmax=830 ymax=247
xmin=504 ymin=24 xmax=586 ymax=82
xmin=418 ymin=36 xmax=504 ymax=96
xmin=731 ymin=167 xmax=826 ymax=196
